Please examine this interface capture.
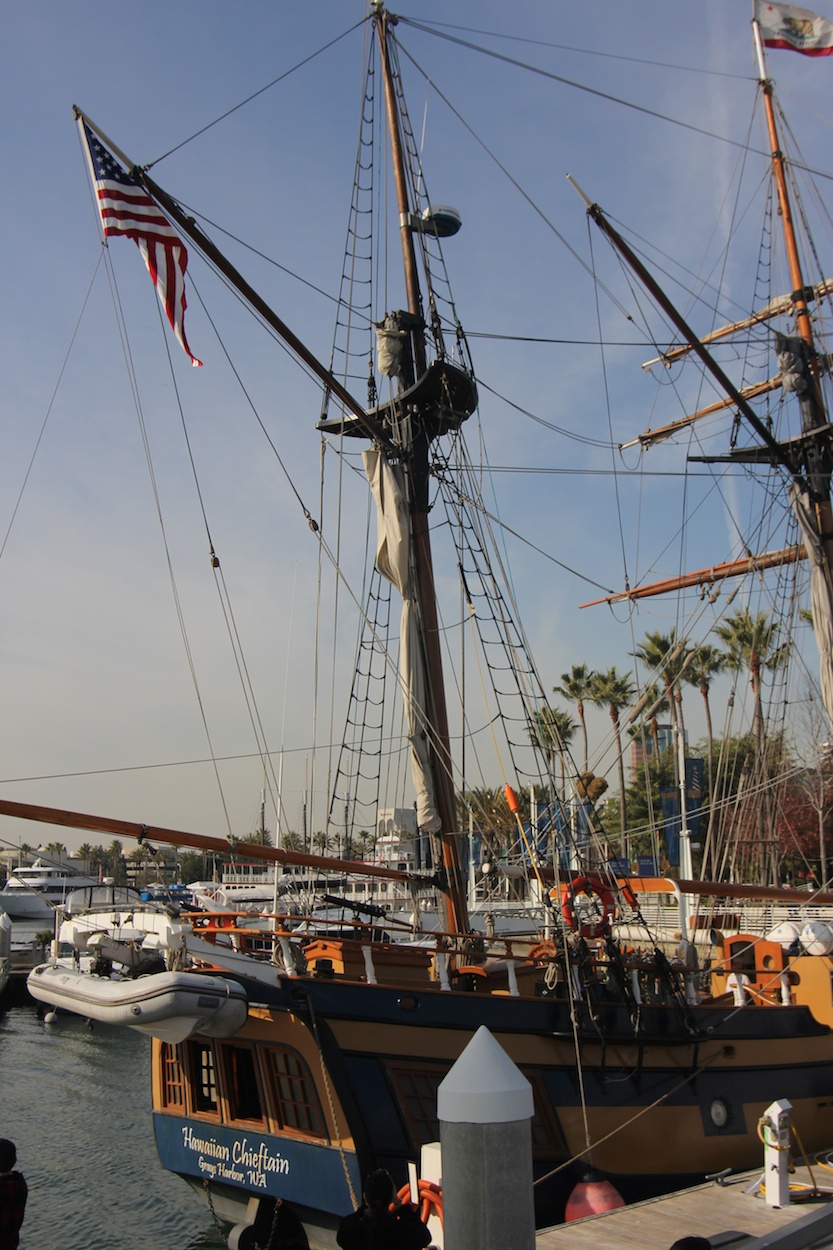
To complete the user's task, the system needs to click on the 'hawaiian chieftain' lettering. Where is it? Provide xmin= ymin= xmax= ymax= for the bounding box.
xmin=233 ymin=1138 xmax=290 ymax=1175
xmin=181 ymin=1126 xmax=230 ymax=1161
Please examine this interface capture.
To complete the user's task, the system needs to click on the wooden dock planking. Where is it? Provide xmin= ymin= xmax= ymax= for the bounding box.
xmin=536 ymin=1167 xmax=833 ymax=1250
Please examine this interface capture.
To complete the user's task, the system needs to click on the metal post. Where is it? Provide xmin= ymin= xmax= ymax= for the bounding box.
xmin=762 ymin=1098 xmax=793 ymax=1207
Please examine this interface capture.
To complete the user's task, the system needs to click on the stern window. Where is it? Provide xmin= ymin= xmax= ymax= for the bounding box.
xmin=187 ymin=1041 xmax=218 ymax=1117
xmin=221 ymin=1044 xmax=265 ymax=1125
xmin=160 ymin=1042 xmax=186 ymax=1112
xmin=263 ymin=1047 xmax=326 ymax=1138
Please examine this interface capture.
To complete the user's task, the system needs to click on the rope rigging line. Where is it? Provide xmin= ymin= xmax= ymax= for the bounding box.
xmin=96 ymin=241 xmax=236 ymax=839
xmin=145 ymin=18 xmax=369 ymax=169
xmin=397 ymin=15 xmax=753 ymax=83
xmin=0 ymin=253 xmax=104 ymax=565
xmin=396 ymin=16 xmax=784 ymax=163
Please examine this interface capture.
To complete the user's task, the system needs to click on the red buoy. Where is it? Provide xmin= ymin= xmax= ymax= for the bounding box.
xmin=565 ymin=1169 xmax=625 ymax=1221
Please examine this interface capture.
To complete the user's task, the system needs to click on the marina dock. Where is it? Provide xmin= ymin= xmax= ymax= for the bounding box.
xmin=537 ymin=1166 xmax=833 ymax=1250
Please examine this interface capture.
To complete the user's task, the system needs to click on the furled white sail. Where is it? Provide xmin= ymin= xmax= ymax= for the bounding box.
xmin=791 ymin=482 xmax=833 ymax=724
xmin=364 ymin=447 xmax=441 ymax=833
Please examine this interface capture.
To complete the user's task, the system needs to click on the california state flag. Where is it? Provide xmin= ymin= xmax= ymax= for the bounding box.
xmin=756 ymin=0 xmax=833 ymax=54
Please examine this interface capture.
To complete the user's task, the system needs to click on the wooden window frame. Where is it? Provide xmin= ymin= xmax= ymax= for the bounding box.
xmin=386 ymin=1060 xmax=443 ymax=1146
xmin=184 ymin=1039 xmax=221 ymax=1122
xmin=217 ymin=1041 xmax=267 ymax=1130
xmin=261 ymin=1045 xmax=327 ymax=1141
xmin=159 ymin=1041 xmax=186 ymax=1112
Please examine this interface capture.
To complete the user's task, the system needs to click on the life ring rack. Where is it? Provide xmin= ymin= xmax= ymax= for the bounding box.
xmin=553 ymin=875 xmax=617 ymax=940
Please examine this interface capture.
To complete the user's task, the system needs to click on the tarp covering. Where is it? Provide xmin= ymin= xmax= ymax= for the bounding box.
xmin=364 ymin=448 xmax=441 ymax=833
xmin=791 ymin=482 xmax=833 ymax=724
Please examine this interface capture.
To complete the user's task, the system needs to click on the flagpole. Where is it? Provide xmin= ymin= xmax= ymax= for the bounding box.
xmin=752 ymin=15 xmax=769 ymax=78
xmin=72 ymin=106 xmax=135 ymax=173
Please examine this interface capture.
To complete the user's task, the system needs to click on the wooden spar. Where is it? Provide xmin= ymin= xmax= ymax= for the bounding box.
xmin=641 ymin=278 xmax=833 ymax=371
xmin=373 ymin=6 xmax=470 ymax=937
xmin=675 ymin=877 xmax=833 ymax=906
xmin=73 ymin=108 xmax=394 ymax=457
xmin=567 ymin=176 xmax=808 ymax=492
xmin=0 ymin=798 xmax=438 ymax=887
xmin=579 ymin=545 xmax=805 ymax=608
xmin=600 ymin=873 xmax=833 ymax=907
xmin=621 ymin=377 xmax=781 ymax=452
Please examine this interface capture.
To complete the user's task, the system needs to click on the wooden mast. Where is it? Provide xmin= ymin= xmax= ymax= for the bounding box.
xmin=373 ymin=3 xmax=469 ymax=936
xmin=753 ymin=22 xmax=833 ymax=584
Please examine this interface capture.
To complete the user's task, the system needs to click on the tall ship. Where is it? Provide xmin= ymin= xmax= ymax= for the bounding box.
xmin=5 ymin=3 xmax=833 ymax=1247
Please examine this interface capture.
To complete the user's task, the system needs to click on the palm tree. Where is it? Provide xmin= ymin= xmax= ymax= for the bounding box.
xmin=589 ymin=667 xmax=636 ymax=855
xmin=529 ymin=704 xmax=576 ymax=797
xmin=312 ymin=830 xmax=331 ymax=855
xmin=713 ymin=609 xmax=785 ymax=750
xmin=686 ymin=644 xmax=726 ymax=801
xmin=631 ymin=630 xmax=690 ymax=736
xmin=554 ymin=665 xmax=596 ymax=772
xmin=76 ymin=842 xmax=94 ymax=874
xmin=128 ymin=846 xmax=147 ymax=887
xmin=242 ymin=828 xmax=274 ymax=848
xmin=89 ymin=845 xmax=107 ymax=878
xmin=460 ymin=786 xmax=518 ymax=861
xmin=280 ymin=831 xmax=303 ymax=852
xmin=714 ymin=609 xmax=787 ymax=884
xmin=107 ymin=839 xmax=125 ymax=884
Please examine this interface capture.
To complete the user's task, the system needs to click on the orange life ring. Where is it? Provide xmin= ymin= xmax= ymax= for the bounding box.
xmin=555 ymin=875 xmax=616 ymax=939
xmin=396 ymin=1180 xmax=443 ymax=1228
xmin=528 ymin=940 xmax=558 ymax=963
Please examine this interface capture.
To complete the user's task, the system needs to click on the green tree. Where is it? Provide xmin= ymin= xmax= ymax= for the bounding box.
xmin=554 ymin=664 xmax=596 ymax=772
xmin=88 ymin=845 xmax=107 ymax=878
xmin=106 ymin=839 xmax=126 ymax=885
xmin=76 ymin=843 xmax=94 ymax=874
xmin=632 ymin=630 xmax=690 ymax=737
xmin=714 ymin=609 xmax=786 ymax=752
xmin=589 ymin=667 xmax=636 ymax=855
xmin=529 ymin=704 xmax=576 ymax=796
xmin=312 ymin=830 xmax=331 ymax=855
xmin=459 ymin=787 xmax=519 ymax=861
xmin=127 ymin=846 xmax=147 ymax=887
xmin=687 ymin=645 xmax=725 ymax=784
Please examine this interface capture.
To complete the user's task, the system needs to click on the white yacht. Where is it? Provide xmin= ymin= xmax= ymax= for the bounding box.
xmin=0 ymin=859 xmax=98 ymax=922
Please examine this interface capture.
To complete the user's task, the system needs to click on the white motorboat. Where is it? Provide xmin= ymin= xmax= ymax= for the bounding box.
xmin=27 ymin=962 xmax=248 ymax=1043
xmin=0 ymin=859 xmax=98 ymax=922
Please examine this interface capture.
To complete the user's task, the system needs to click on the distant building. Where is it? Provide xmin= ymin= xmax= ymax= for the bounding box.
xmin=376 ymin=807 xmax=420 ymax=871
xmin=630 ymin=723 xmax=686 ymax=779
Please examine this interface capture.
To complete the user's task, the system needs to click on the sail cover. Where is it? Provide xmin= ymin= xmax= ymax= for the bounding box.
xmin=791 ymin=482 xmax=833 ymax=724
xmin=364 ymin=448 xmax=442 ymax=833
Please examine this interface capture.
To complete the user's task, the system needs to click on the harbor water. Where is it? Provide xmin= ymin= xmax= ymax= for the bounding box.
xmin=1 ymin=940 xmax=228 ymax=1250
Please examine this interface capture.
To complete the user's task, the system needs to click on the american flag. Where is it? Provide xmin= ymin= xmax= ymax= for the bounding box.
xmin=81 ymin=121 xmax=202 ymax=366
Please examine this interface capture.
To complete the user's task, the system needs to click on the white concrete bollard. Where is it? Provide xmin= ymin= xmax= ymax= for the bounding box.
xmin=437 ymin=1025 xmax=535 ymax=1250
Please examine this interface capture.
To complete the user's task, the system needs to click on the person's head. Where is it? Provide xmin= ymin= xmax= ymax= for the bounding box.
xmin=0 ymin=1139 xmax=17 ymax=1172
xmin=363 ymin=1169 xmax=395 ymax=1210
xmin=670 ymin=1239 xmax=711 ymax=1250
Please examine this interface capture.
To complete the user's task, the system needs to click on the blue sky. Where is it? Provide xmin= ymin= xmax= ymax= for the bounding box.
xmin=1 ymin=2 xmax=831 ymax=857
